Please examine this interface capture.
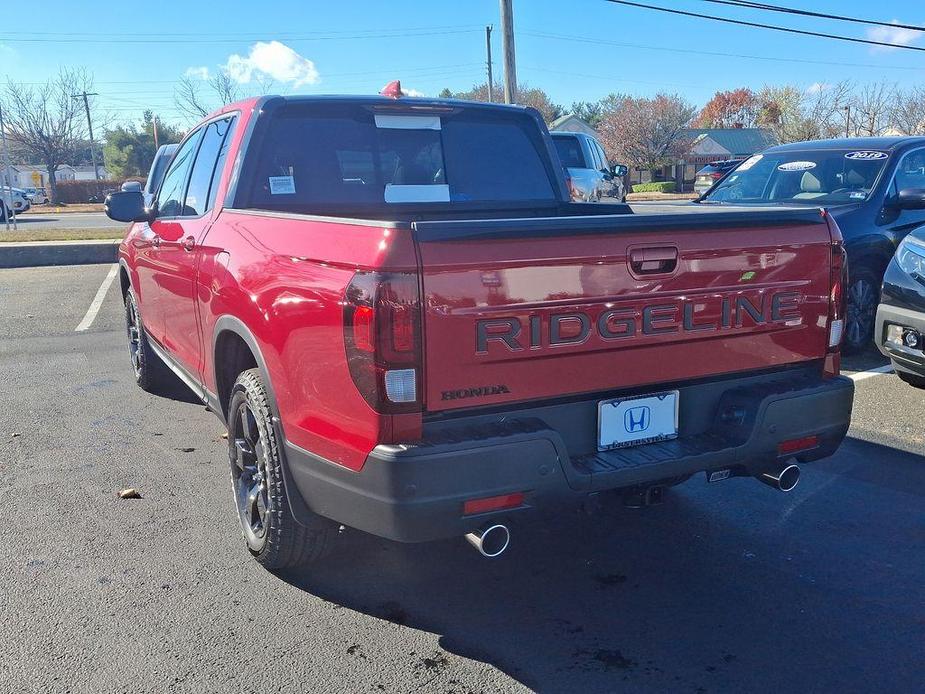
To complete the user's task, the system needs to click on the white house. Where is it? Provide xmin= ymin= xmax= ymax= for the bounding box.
xmin=72 ymin=165 xmax=109 ymax=181
xmin=1 ymin=164 xmax=76 ymax=188
xmin=548 ymin=113 xmax=599 ymax=138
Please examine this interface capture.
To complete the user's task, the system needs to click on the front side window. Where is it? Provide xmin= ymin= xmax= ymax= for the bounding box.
xmin=240 ymin=102 xmax=558 ymax=213
xmin=704 ymin=149 xmax=890 ymax=205
xmin=890 ymin=148 xmax=925 ymax=197
xmin=156 ymin=131 xmax=202 ymax=217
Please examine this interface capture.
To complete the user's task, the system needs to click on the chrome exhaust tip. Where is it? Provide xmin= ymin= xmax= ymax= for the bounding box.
xmin=465 ymin=524 xmax=510 ymax=558
xmin=758 ymin=463 xmax=801 ymax=493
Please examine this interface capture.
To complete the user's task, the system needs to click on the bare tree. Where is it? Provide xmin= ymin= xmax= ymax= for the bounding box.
xmin=850 ymin=81 xmax=897 ymax=137
xmin=2 ymin=68 xmax=94 ymax=203
xmin=893 ymin=86 xmax=925 ymax=135
xmin=175 ymin=70 xmax=272 ymax=122
xmin=756 ymin=81 xmax=852 ymax=143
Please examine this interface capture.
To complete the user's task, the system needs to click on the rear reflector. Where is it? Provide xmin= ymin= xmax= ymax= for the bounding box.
xmin=384 ymin=368 xmax=416 ymax=403
xmin=778 ymin=435 xmax=819 ymax=456
xmin=828 ymin=318 xmax=844 ymax=348
xmin=463 ymin=492 xmax=525 ymax=516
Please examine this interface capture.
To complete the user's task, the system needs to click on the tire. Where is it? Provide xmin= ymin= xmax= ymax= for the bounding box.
xmin=898 ymin=370 xmax=925 ymax=389
xmin=843 ymin=265 xmax=881 ymax=354
xmin=124 ymin=288 xmax=171 ymax=392
xmin=227 ymin=368 xmax=337 ymax=569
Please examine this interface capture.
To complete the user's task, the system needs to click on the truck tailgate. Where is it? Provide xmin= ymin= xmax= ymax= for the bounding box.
xmin=413 ymin=210 xmax=835 ymax=412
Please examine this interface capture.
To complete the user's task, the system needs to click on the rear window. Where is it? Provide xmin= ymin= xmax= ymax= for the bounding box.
xmin=240 ymin=102 xmax=557 ymax=213
xmin=552 ymin=136 xmax=586 ymax=168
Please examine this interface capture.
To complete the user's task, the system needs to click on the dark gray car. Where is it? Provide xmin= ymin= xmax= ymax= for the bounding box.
xmin=551 ymin=131 xmax=627 ymax=202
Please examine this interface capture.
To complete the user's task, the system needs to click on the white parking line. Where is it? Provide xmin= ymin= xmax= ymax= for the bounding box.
xmin=75 ymin=264 xmax=119 ymax=332
xmin=847 ymin=364 xmax=894 ymax=382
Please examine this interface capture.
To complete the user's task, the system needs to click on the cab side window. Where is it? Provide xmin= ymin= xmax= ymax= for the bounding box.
xmin=893 ymin=149 xmax=925 ymax=194
xmin=184 ymin=116 xmax=237 ymax=217
xmin=156 ymin=130 xmax=203 ymax=218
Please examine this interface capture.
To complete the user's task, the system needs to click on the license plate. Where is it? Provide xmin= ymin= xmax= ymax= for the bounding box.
xmin=598 ymin=391 xmax=679 ymax=451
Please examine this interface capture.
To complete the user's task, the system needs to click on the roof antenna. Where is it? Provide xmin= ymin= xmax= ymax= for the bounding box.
xmin=380 ymin=80 xmax=403 ymax=99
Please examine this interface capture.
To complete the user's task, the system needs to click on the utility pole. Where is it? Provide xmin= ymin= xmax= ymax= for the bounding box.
xmin=0 ymin=103 xmax=17 ymax=231
xmin=499 ymin=0 xmax=517 ymax=104
xmin=485 ymin=25 xmax=494 ymax=103
xmin=844 ymin=104 xmax=851 ymax=138
xmin=72 ymin=91 xmax=100 ymax=181
xmin=152 ymin=113 xmax=160 ymax=149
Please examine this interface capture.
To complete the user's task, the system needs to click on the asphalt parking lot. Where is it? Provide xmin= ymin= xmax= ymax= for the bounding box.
xmin=2 ymin=263 xmax=923 ymax=694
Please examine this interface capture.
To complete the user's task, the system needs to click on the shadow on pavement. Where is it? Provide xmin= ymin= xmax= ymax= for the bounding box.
xmin=279 ymin=437 xmax=925 ymax=693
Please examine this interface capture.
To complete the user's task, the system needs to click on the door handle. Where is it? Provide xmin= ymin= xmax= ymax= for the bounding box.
xmin=151 ymin=234 xmax=161 ymax=248
xmin=629 ymin=247 xmax=679 ymax=274
xmin=182 ymin=235 xmax=196 ymax=252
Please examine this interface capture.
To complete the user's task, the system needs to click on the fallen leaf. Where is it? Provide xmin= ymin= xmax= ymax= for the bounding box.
xmin=118 ymin=488 xmax=142 ymax=499
xmin=220 ymin=432 xmax=228 ymax=439
xmin=10 ymin=432 xmax=21 ymax=438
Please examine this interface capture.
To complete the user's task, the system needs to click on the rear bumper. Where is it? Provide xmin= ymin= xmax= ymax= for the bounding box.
xmin=876 ymin=303 xmax=925 ymax=377
xmin=284 ymin=369 xmax=854 ymax=543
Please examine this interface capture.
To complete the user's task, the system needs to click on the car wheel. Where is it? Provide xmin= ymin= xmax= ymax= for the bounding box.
xmin=124 ymin=288 xmax=171 ymax=392
xmin=897 ymin=370 xmax=925 ymax=389
xmin=843 ymin=265 xmax=881 ymax=353
xmin=227 ymin=368 xmax=337 ymax=569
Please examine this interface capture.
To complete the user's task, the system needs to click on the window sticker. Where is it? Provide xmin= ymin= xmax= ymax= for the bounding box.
xmin=849 ymin=191 xmax=866 ymax=199
xmin=737 ymin=154 xmax=762 ymax=171
xmin=384 ymin=183 xmax=450 ymax=203
xmin=777 ymin=161 xmax=816 ymax=172
xmin=845 ymin=151 xmax=888 ymax=161
xmin=268 ymin=175 xmax=295 ymax=195
xmin=374 ymin=114 xmax=442 ymax=130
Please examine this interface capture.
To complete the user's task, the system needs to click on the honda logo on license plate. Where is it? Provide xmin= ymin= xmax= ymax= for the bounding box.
xmin=624 ymin=406 xmax=651 ymax=433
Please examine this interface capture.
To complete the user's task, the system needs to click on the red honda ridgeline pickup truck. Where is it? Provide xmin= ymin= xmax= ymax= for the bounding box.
xmin=105 ymin=93 xmax=854 ymax=568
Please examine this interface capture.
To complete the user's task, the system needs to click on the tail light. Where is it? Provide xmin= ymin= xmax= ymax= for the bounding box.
xmin=565 ymin=171 xmax=579 ymax=201
xmin=344 ymin=271 xmax=423 ymax=413
xmin=824 ymin=239 xmax=848 ymax=377
xmin=711 ymin=171 xmax=724 ymax=180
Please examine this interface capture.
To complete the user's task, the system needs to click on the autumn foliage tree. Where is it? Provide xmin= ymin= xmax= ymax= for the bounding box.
xmin=694 ymin=88 xmax=759 ymax=128
xmin=597 ymin=93 xmax=696 ymax=173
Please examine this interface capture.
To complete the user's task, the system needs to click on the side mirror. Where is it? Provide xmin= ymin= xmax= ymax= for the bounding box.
xmin=611 ymin=164 xmax=629 ymax=177
xmin=889 ymin=188 xmax=925 ymax=210
xmin=104 ymin=190 xmax=150 ymax=223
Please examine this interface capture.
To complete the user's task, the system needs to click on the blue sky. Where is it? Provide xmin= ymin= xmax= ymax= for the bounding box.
xmin=0 ymin=0 xmax=922 ymax=127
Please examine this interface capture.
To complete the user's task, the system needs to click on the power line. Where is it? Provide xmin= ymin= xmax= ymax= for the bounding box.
xmin=697 ymin=1 xmax=925 ymax=32
xmin=0 ymin=24 xmax=480 ymax=39
xmin=0 ymin=28 xmax=481 ymax=44
xmin=602 ymin=0 xmax=925 ymax=52
xmin=523 ymin=30 xmax=922 ymax=71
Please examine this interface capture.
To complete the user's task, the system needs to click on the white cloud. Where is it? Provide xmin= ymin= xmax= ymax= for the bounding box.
xmin=402 ymin=87 xmax=425 ymax=97
xmin=184 ymin=66 xmax=210 ymax=81
xmin=223 ymin=41 xmax=319 ymax=87
xmin=805 ymin=82 xmax=829 ymax=95
xmin=867 ymin=21 xmax=923 ymax=51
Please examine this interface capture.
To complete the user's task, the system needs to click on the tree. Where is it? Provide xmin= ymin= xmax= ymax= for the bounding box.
xmin=893 ymin=86 xmax=925 ymax=135
xmin=569 ymin=101 xmax=604 ymax=128
xmin=755 ymin=81 xmax=852 ymax=143
xmin=850 ymin=81 xmax=897 ymax=137
xmin=103 ymin=111 xmax=185 ymax=179
xmin=597 ymin=93 xmax=696 ymax=172
xmin=694 ymin=88 xmax=759 ymax=128
xmin=438 ymin=82 xmax=564 ymax=123
xmin=1 ymin=68 xmax=94 ymax=203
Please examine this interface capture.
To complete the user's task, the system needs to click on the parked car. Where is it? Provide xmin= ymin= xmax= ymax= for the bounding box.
xmin=1 ymin=187 xmax=31 ymax=220
xmin=876 ymin=226 xmax=925 ymax=388
xmin=693 ymin=159 xmax=743 ymax=195
xmin=551 ymin=131 xmax=628 ymax=202
xmin=697 ymin=137 xmax=925 ymax=352
xmin=23 ymin=187 xmax=50 ymax=204
xmin=143 ymin=143 xmax=178 ymax=207
xmin=106 ymin=94 xmax=853 ymax=569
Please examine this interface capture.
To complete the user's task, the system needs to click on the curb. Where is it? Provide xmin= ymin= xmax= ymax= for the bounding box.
xmin=0 ymin=239 xmax=119 ymax=269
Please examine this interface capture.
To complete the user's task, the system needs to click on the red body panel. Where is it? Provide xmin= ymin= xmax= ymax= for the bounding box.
xmin=119 ymin=97 xmax=840 ymax=474
xmin=418 ymin=223 xmax=835 ymax=411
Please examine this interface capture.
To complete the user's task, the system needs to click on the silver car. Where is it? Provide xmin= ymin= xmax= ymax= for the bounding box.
xmin=551 ymin=131 xmax=628 ymax=203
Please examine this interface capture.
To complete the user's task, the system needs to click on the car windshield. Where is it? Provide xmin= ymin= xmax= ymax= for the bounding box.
xmin=702 ymin=149 xmax=890 ymax=204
